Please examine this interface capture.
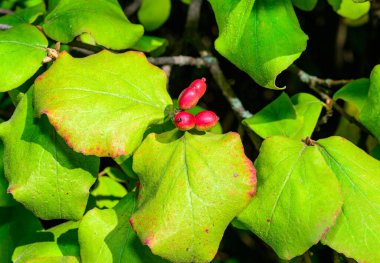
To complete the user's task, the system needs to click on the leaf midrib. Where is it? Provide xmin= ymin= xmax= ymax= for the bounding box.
xmin=316 ymin=144 xmax=380 ymax=217
xmin=0 ymin=40 xmax=46 ymax=50
xmin=265 ymin=144 xmax=307 ymax=236
xmin=52 ymin=87 xmax=162 ymax=109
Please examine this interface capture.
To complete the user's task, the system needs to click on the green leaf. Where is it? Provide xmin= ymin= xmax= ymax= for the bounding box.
xmin=132 ymin=35 xmax=168 ymax=56
xmin=0 ymin=142 xmax=16 ymax=207
xmin=101 ymin=166 xmax=133 ymax=183
xmin=333 ymin=78 xmax=369 ymax=113
xmin=34 ymin=51 xmax=173 ymax=157
xmin=138 ymin=0 xmax=171 ymax=31
xmin=0 ymin=91 xmax=99 ymax=220
xmin=236 ymin=136 xmax=343 ymax=259
xmin=333 ymin=79 xmax=369 ymax=142
xmin=131 ymin=131 xmax=256 ymax=262
xmin=316 ymin=137 xmax=380 ymax=262
xmin=0 ymin=24 xmax=47 ymax=92
xmin=292 ymin=0 xmax=318 ymax=11
xmin=114 ymin=156 xmax=139 ymax=181
xmin=0 ymin=3 xmax=45 ymax=25
xmin=327 ymin=0 xmax=370 ymax=19
xmin=91 ymin=176 xmax=127 ymax=209
xmin=79 ymin=193 xmax=166 ymax=263
xmin=291 ymin=93 xmax=323 ymax=139
xmin=243 ymin=93 xmax=303 ymax=138
xmin=334 ymin=103 xmax=361 ymax=144
xmin=209 ymin=0 xmax=308 ymax=89
xmin=360 ymin=65 xmax=380 ymax=142
xmin=0 ymin=0 xmax=17 ymax=9
xmin=48 ymin=0 xmax=60 ymax=11
xmin=12 ymin=221 xmax=80 ymax=263
xmin=43 ymin=0 xmax=144 ymax=50
xmin=243 ymin=93 xmax=322 ymax=140
xmin=0 ymin=205 xmax=43 ymax=262
xmin=21 ymin=256 xmax=80 ymax=263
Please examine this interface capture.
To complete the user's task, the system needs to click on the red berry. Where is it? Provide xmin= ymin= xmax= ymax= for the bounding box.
xmin=178 ymin=78 xmax=207 ymax=110
xmin=178 ymin=87 xmax=199 ymax=110
xmin=188 ymin=77 xmax=207 ymax=98
xmin=195 ymin=110 xmax=219 ymax=131
xmin=173 ymin=111 xmax=195 ymax=131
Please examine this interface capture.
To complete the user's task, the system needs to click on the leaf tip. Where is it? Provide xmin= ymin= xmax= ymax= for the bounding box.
xmin=109 ymin=147 xmax=128 ymax=158
xmin=7 ymin=185 xmax=18 ymax=194
xmin=245 ymin=156 xmax=257 ymax=198
xmin=129 ymin=217 xmax=136 ymax=232
xmin=143 ymin=233 xmax=155 ymax=247
xmin=59 ymin=50 xmax=70 ymax=57
xmin=35 ymin=74 xmax=45 ymax=82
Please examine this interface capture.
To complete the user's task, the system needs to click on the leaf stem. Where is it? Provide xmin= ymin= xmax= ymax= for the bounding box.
xmin=0 ymin=121 xmax=9 ymax=139
xmin=124 ymin=0 xmax=141 ymax=16
xmin=289 ymin=65 xmax=352 ymax=88
xmin=68 ymin=40 xmax=101 ymax=54
xmin=147 ymin=56 xmax=215 ymax=67
xmin=0 ymin=8 xmax=13 ymax=15
xmin=0 ymin=24 xmax=12 ymax=30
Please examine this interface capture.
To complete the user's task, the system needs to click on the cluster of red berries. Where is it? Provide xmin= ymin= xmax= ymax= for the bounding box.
xmin=173 ymin=78 xmax=219 ymax=131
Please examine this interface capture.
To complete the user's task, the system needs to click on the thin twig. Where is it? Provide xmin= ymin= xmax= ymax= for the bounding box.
xmin=69 ymin=40 xmax=102 ymax=54
xmin=184 ymin=0 xmax=203 ymax=38
xmin=289 ymin=64 xmax=352 ymax=88
xmin=70 ymin=46 xmax=95 ymax=55
xmin=124 ymin=0 xmax=142 ymax=16
xmin=161 ymin=65 xmax=172 ymax=86
xmin=0 ymin=24 xmax=12 ymax=30
xmin=0 ymin=8 xmax=13 ymax=15
xmin=148 ymin=55 xmax=216 ymax=67
xmin=289 ymin=65 xmax=372 ymax=135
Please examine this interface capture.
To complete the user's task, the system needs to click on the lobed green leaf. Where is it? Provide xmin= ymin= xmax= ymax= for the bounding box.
xmin=0 ymin=24 xmax=47 ymax=92
xmin=131 ymin=131 xmax=256 ymax=262
xmin=138 ymin=0 xmax=171 ymax=31
xmin=360 ymin=65 xmax=380 ymax=142
xmin=12 ymin=221 xmax=80 ymax=263
xmin=0 ymin=205 xmax=43 ymax=262
xmin=243 ymin=93 xmax=322 ymax=140
xmin=327 ymin=0 xmax=370 ymax=19
xmin=209 ymin=0 xmax=308 ymax=89
xmin=317 ymin=137 xmax=380 ymax=263
xmin=79 ymin=193 xmax=166 ymax=263
xmin=0 ymin=3 xmax=45 ymax=25
xmin=43 ymin=0 xmax=144 ymax=50
xmin=236 ymin=136 xmax=343 ymax=259
xmin=0 ymin=91 xmax=99 ymax=220
xmin=34 ymin=51 xmax=173 ymax=157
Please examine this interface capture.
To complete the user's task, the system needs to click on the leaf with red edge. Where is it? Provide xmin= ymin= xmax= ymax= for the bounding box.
xmin=34 ymin=51 xmax=173 ymax=157
xmin=130 ymin=130 xmax=256 ymax=262
xmin=317 ymin=137 xmax=380 ymax=263
xmin=235 ymin=136 xmax=343 ymax=259
xmin=0 ymin=91 xmax=99 ymax=220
